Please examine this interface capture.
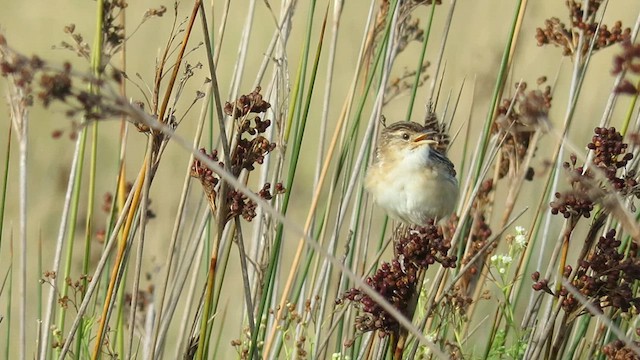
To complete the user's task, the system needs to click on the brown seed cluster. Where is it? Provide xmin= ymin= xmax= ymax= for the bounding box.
xmin=191 ymin=149 xmax=222 ymax=198
xmin=533 ymin=229 xmax=640 ymax=315
xmin=102 ymin=1 xmax=127 ymax=53
xmin=535 ymin=1 xmax=630 ymax=57
xmin=223 ymin=88 xmax=278 ymax=174
xmin=40 ymin=272 xmax=92 ymax=314
xmin=191 ymin=149 xmax=285 ymax=222
xmin=461 ymin=213 xmax=493 ymax=272
xmin=374 ymin=1 xmax=439 ymax=55
xmin=223 ymin=89 xmax=275 ymax=170
xmin=231 ymin=136 xmax=276 ymax=172
xmin=550 ymin=154 xmax=596 ymax=219
xmin=536 ymin=127 xmax=640 ymax=318
xmin=57 ymin=2 xmax=165 ymax=67
xmin=191 ymin=87 xmax=284 ymax=222
xmin=57 ymin=1 xmax=128 ymax=63
xmin=602 ymin=338 xmax=640 ymax=360
xmin=224 ymin=86 xmax=271 ymax=119
xmin=58 ymin=24 xmax=90 ymax=60
xmin=1 ymin=10 xmax=171 ymax=137
xmin=228 ymin=183 xmax=285 ymax=222
xmin=569 ymin=229 xmax=640 ymax=313
xmin=589 ymin=127 xmax=639 ymax=196
xmin=0 ymin=37 xmax=129 ymax=131
xmin=441 ymin=285 xmax=473 ymax=318
xmin=493 ymin=80 xmax=552 ymax=179
xmin=546 ymin=229 xmax=640 ymax=316
xmin=369 ymin=1 xmax=438 ymax=103
xmin=551 ymin=127 xmax=640 ymax=219
xmin=39 ymin=69 xmax=72 ymax=107
xmin=613 ymin=41 xmax=640 ymax=95
xmin=394 ymin=222 xmax=457 ymax=268
xmin=340 ymin=220 xmax=456 ymax=335
xmin=0 ymin=42 xmax=40 ymax=104
xmin=396 ymin=16 xmax=424 ymax=54
xmin=530 ymin=271 xmax=551 ymax=294
xmin=385 ymin=63 xmax=430 ymax=106
xmin=343 ymin=259 xmax=416 ymax=335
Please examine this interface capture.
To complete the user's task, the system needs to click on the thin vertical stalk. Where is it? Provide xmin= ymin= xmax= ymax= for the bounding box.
xmin=406 ymin=1 xmax=437 ymax=119
xmin=73 ymin=0 xmax=106 ymax=356
xmin=5 ymin=258 xmax=12 ymax=360
xmin=91 ymin=159 xmax=146 ymax=360
xmin=0 ymin=124 xmax=10 ymax=250
xmin=18 ymin=101 xmax=29 ymax=360
xmin=141 ymin=0 xmax=204 ymax=356
xmin=263 ymin=3 xmax=328 ymax=357
xmin=6 ymin=72 xmax=30 ymax=360
xmin=473 ymin=0 xmax=525 ymax=180
xmin=56 ymin=161 xmax=138 ymax=359
xmin=315 ymin=0 xmax=344 ymax=189
xmin=152 ymin=81 xmax=212 ymax=357
xmin=126 ymin=138 xmax=151 ymax=360
xmin=227 ymin=0 xmax=257 ymax=103
xmin=38 ymin=134 xmax=83 ymax=360
xmin=254 ymin=1 xmax=321 ymax=356
xmin=55 ymin=125 xmax=88 ymax=352
xmin=0 ymin=122 xmax=10 ymax=356
xmin=17 ymin=94 xmax=27 ymax=360
xmin=427 ymin=0 xmax=457 ymax=105
xmin=173 ymin=210 xmax=209 ymax=358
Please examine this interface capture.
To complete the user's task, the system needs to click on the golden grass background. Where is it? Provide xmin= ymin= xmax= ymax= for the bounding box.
xmin=1 ymin=0 xmax=639 ymax=357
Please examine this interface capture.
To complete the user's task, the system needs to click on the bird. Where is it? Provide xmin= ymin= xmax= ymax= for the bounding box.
xmin=365 ymin=120 xmax=459 ymax=226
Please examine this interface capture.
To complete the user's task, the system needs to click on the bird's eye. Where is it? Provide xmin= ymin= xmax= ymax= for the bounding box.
xmin=401 ymin=133 xmax=410 ymax=140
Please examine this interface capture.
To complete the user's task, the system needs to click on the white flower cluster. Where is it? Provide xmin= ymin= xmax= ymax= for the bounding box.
xmin=514 ymin=225 xmax=527 ymax=248
xmin=490 ymin=254 xmax=513 ymax=274
xmin=332 ymin=353 xmax=351 ymax=360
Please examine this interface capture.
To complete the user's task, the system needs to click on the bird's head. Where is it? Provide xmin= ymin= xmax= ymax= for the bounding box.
xmin=377 ymin=121 xmax=439 ymax=160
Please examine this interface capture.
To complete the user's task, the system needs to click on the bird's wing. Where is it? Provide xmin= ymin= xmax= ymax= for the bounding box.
xmin=429 ymin=149 xmax=456 ymax=177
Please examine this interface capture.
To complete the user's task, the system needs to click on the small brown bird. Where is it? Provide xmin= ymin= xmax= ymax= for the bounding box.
xmin=365 ymin=121 xmax=459 ymax=226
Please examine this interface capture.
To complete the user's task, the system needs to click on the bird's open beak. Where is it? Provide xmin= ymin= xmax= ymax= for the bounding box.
xmin=413 ymin=133 xmax=437 ymax=145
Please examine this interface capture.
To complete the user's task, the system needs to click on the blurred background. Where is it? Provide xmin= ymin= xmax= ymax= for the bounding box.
xmin=1 ymin=0 xmax=640 ymax=358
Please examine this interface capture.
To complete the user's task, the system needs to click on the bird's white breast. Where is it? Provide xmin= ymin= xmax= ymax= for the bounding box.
xmin=365 ymin=148 xmax=458 ymax=226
